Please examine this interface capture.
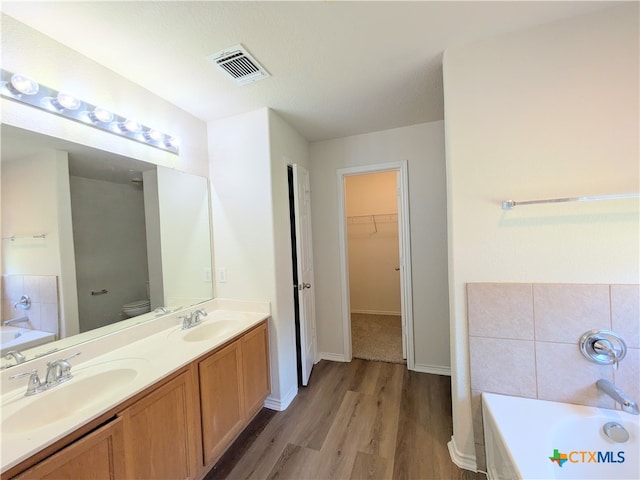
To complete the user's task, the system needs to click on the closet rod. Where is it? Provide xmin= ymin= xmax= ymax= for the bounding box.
xmin=2 ymin=233 xmax=47 ymax=241
xmin=502 ymin=193 xmax=640 ymax=210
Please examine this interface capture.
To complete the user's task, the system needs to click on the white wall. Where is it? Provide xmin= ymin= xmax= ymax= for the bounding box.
xmin=1 ymin=14 xmax=209 ymax=177
xmin=209 ymin=108 xmax=309 ymax=410
xmin=156 ymin=167 xmax=213 ymax=308
xmin=346 ymin=172 xmax=401 ymax=315
xmin=443 ymin=4 xmax=639 ymax=469
xmin=309 ymin=122 xmax=450 ymax=372
xmin=143 ymin=169 xmax=164 ymax=310
xmin=1 ymin=150 xmax=79 ymax=337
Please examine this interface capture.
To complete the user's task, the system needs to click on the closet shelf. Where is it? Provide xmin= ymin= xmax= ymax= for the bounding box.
xmin=347 ymin=214 xmax=398 ymax=233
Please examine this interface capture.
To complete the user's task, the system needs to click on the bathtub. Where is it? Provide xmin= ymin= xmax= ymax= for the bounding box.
xmin=0 ymin=325 xmax=56 ymax=354
xmin=483 ymin=392 xmax=639 ymax=480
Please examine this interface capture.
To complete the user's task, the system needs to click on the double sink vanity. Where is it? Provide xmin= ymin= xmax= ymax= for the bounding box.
xmin=0 ymin=299 xmax=271 ymax=480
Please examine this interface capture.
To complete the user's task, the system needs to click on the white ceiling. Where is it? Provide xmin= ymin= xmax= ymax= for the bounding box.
xmin=1 ymin=1 xmax=621 ymax=142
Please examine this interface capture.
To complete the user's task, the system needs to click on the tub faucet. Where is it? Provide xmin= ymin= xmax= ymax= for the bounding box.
xmin=3 ymin=316 xmax=29 ymax=326
xmin=597 ymin=379 xmax=639 ymax=415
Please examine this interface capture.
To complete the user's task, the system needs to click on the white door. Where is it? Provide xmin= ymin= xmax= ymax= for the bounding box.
xmin=292 ymin=164 xmax=317 ymax=386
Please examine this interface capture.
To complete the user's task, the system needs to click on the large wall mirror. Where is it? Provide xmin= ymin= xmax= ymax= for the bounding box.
xmin=1 ymin=125 xmax=214 ymax=367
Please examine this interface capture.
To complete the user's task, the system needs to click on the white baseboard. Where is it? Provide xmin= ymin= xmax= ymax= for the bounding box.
xmin=318 ymin=352 xmax=348 ymax=362
xmin=264 ymin=383 xmax=297 ymax=411
xmin=413 ymin=363 xmax=451 ymax=376
xmin=447 ymin=436 xmax=479 ymax=472
xmin=350 ymin=309 xmax=401 ymax=316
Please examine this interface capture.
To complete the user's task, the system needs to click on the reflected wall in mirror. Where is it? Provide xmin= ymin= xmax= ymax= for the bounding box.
xmin=1 ymin=125 xmax=214 ymax=366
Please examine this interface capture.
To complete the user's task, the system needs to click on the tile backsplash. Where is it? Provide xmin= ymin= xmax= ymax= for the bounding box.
xmin=467 ymin=282 xmax=640 ymax=471
xmin=1 ymin=274 xmax=59 ymax=335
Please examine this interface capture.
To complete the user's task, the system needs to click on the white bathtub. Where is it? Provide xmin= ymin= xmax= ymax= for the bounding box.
xmin=0 ymin=325 xmax=56 ymax=354
xmin=483 ymin=392 xmax=639 ymax=480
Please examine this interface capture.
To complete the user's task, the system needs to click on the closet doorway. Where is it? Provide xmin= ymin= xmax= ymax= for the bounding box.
xmin=337 ymin=162 xmax=414 ymax=368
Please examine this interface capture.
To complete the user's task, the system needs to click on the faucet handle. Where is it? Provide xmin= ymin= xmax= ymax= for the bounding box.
xmin=59 ymin=352 xmax=81 ymax=379
xmin=10 ymin=369 xmax=45 ymax=396
xmin=46 ymin=352 xmax=81 ymax=384
xmin=10 ymin=369 xmax=38 ymax=381
xmin=180 ymin=314 xmax=193 ymax=330
xmin=193 ymin=309 xmax=208 ymax=324
xmin=61 ymin=352 xmax=81 ymax=363
xmin=580 ymin=330 xmax=627 ymax=368
xmin=594 ymin=339 xmax=620 ymax=369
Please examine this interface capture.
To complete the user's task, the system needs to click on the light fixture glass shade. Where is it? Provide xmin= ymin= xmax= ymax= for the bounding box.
xmin=145 ymin=129 xmax=163 ymax=142
xmin=10 ymin=73 xmax=39 ymax=95
xmin=1 ymin=69 xmax=178 ymax=154
xmin=121 ymin=119 xmax=142 ymax=133
xmin=92 ymin=107 xmax=114 ymax=123
xmin=56 ymin=92 xmax=81 ymax=110
xmin=166 ymin=136 xmax=180 ymax=148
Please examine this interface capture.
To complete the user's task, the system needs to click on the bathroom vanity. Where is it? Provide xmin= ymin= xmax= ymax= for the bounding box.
xmin=0 ymin=300 xmax=270 ymax=480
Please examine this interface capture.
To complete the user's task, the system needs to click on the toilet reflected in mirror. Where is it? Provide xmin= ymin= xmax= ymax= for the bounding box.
xmin=122 ymin=300 xmax=151 ymax=318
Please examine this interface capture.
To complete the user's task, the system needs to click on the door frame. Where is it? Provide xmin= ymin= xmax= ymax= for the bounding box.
xmin=336 ymin=161 xmax=414 ymax=369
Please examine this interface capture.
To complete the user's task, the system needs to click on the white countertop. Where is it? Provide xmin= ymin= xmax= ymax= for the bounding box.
xmin=0 ymin=299 xmax=270 ymax=473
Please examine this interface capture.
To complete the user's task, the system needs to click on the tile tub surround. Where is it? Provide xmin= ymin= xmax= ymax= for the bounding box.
xmin=467 ymin=282 xmax=640 ymax=471
xmin=1 ymin=275 xmax=59 ymax=335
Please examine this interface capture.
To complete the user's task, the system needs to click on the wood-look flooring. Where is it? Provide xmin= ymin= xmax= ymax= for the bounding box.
xmin=205 ymin=359 xmax=485 ymax=480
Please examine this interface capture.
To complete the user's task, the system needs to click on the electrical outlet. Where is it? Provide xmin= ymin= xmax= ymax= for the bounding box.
xmin=204 ymin=267 xmax=212 ymax=283
xmin=217 ymin=267 xmax=227 ymax=283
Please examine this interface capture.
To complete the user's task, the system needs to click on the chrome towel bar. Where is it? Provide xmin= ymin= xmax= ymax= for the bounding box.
xmin=502 ymin=192 xmax=640 ymax=210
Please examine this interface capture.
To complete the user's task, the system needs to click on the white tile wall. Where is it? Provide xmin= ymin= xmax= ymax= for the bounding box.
xmin=1 ymin=274 xmax=59 ymax=335
xmin=468 ymin=282 xmax=640 ymax=471
xmin=467 ymin=283 xmax=533 ymax=340
xmin=533 ymin=284 xmax=611 ymax=343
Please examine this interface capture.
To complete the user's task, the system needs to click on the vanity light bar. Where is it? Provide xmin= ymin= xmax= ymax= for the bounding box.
xmin=0 ymin=70 xmax=180 ymax=155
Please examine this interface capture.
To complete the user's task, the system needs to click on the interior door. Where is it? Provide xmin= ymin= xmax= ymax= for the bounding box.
xmin=292 ymin=164 xmax=317 ymax=385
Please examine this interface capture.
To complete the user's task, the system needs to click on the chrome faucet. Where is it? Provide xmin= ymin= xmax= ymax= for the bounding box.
xmin=597 ymin=379 xmax=639 ymax=415
xmin=45 ymin=352 xmax=81 ymax=386
xmin=181 ymin=309 xmax=208 ymax=329
xmin=4 ymin=350 xmax=26 ymax=365
xmin=3 ymin=316 xmax=29 ymax=327
xmin=9 ymin=352 xmax=81 ymax=396
xmin=13 ymin=295 xmax=31 ymax=310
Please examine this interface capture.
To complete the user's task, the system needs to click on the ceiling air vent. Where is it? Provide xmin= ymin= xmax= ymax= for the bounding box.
xmin=207 ymin=44 xmax=270 ymax=86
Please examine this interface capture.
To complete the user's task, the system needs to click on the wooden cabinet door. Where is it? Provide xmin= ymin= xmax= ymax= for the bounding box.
xmin=241 ymin=321 xmax=270 ymax=419
xmin=13 ymin=417 xmax=125 ymax=480
xmin=121 ymin=370 xmax=198 ymax=480
xmin=198 ymin=339 xmax=244 ymax=465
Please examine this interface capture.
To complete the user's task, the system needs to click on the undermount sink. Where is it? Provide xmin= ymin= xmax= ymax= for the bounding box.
xmin=174 ymin=320 xmax=242 ymax=342
xmin=2 ymin=359 xmax=145 ymax=433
